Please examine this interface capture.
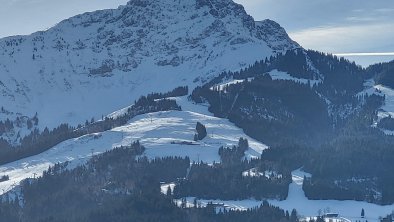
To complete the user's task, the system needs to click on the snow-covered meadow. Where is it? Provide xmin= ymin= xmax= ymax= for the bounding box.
xmin=0 ymin=97 xmax=267 ymax=195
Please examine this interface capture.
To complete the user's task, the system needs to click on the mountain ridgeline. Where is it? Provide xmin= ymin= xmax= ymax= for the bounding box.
xmin=0 ymin=0 xmax=298 ymax=141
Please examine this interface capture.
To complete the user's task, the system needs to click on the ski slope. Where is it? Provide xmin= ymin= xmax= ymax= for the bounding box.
xmin=0 ymin=97 xmax=268 ymax=195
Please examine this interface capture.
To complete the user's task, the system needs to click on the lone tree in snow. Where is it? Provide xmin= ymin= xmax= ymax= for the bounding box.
xmin=194 ymin=122 xmax=207 ymax=141
xmin=361 ymin=208 xmax=365 ymax=218
xmin=238 ymin=137 xmax=249 ymax=152
xmin=166 ymin=186 xmax=172 ymax=196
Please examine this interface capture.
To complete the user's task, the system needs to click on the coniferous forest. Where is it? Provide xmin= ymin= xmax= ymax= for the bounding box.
xmin=0 ymin=142 xmax=298 ymax=222
xmin=174 ymin=138 xmax=292 ymax=200
xmin=191 ymin=50 xmax=394 ymax=204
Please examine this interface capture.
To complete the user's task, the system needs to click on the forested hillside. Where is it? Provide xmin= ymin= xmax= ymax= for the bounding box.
xmin=191 ymin=49 xmax=394 ymax=204
xmin=0 ymin=142 xmax=298 ymax=222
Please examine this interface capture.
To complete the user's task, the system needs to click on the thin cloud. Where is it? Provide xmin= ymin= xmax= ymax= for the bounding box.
xmin=346 ymin=16 xmax=378 ymax=22
xmin=335 ymin=52 xmax=394 ymax=56
xmin=289 ymin=23 xmax=394 ymax=53
xmin=374 ymin=8 xmax=394 ymax=13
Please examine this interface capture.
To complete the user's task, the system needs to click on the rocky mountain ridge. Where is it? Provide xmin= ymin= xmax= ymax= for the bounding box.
xmin=0 ymin=0 xmax=298 ymax=142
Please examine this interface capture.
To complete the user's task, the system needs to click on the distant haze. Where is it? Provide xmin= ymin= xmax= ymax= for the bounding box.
xmin=0 ymin=0 xmax=393 ymax=66
xmin=236 ymin=0 xmax=394 ymax=66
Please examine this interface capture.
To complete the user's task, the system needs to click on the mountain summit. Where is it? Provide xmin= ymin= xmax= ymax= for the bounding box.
xmin=0 ymin=0 xmax=298 ymax=136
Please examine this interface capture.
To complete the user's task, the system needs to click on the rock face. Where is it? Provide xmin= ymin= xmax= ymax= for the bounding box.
xmin=0 ymin=0 xmax=298 ymax=138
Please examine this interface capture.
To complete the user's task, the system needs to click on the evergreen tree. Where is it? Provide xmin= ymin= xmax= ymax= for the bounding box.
xmin=195 ymin=122 xmax=207 ymax=140
xmin=290 ymin=209 xmax=298 ymax=222
xmin=166 ymin=185 xmax=172 ymax=196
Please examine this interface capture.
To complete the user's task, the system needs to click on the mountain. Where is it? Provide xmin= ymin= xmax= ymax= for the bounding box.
xmin=0 ymin=0 xmax=298 ymax=144
xmin=2 ymin=1 xmax=394 ymax=220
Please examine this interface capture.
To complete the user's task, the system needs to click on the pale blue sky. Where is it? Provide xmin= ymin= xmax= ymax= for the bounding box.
xmin=1 ymin=0 xmax=393 ymax=66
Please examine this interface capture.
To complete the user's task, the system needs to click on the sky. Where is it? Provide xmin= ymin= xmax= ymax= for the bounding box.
xmin=0 ymin=0 xmax=393 ymax=66
xmin=236 ymin=0 xmax=394 ymax=66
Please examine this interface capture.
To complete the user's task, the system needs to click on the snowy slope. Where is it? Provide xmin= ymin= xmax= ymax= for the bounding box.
xmin=375 ymin=85 xmax=394 ymax=118
xmin=0 ymin=97 xmax=267 ymax=195
xmin=0 ymin=0 xmax=298 ymax=139
xmin=359 ymin=79 xmax=394 ymax=134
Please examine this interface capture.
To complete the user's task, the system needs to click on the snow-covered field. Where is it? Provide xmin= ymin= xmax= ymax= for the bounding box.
xmin=178 ymin=170 xmax=394 ymax=222
xmin=0 ymin=97 xmax=267 ymax=195
xmin=268 ymin=69 xmax=322 ymax=86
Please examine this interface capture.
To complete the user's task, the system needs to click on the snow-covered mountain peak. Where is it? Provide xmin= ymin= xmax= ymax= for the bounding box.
xmin=0 ymin=0 xmax=298 ymax=141
xmin=255 ymin=19 xmax=300 ymax=51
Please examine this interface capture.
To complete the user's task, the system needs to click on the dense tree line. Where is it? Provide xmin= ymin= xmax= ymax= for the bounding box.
xmin=302 ymin=132 xmax=394 ymax=204
xmin=260 ymin=134 xmax=394 ymax=204
xmin=173 ymin=138 xmax=292 ymax=200
xmin=0 ymin=88 xmax=182 ymax=165
xmin=143 ymin=86 xmax=188 ymax=101
xmin=307 ymin=50 xmax=365 ymax=104
xmin=303 ymin=176 xmax=377 ymax=202
xmin=257 ymin=94 xmax=394 ymax=203
xmin=218 ymin=138 xmax=248 ymax=166
xmin=0 ymin=142 xmax=297 ymax=222
xmin=366 ymin=60 xmax=394 ymax=88
xmin=174 ymin=162 xmax=291 ymax=200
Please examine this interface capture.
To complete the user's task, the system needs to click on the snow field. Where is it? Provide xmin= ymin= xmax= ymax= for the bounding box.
xmin=0 ymin=97 xmax=268 ymax=195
